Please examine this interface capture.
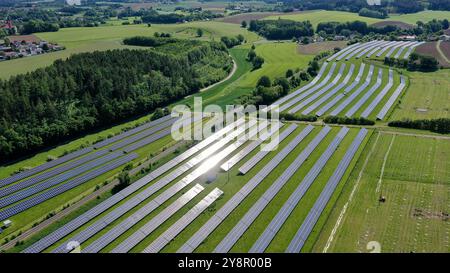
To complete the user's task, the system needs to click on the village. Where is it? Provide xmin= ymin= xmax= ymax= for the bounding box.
xmin=0 ymin=20 xmax=64 ymax=62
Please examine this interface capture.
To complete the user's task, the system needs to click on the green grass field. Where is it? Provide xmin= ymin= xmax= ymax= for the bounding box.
xmin=313 ymin=132 xmax=450 ymax=253
xmin=0 ymin=21 xmax=259 ymax=79
xmin=390 ymin=69 xmax=450 ymax=120
xmin=265 ymin=10 xmax=450 ymax=27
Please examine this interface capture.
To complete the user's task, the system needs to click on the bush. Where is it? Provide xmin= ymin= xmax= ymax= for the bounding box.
xmin=280 ymin=113 xmax=317 ymax=122
xmin=388 ymin=118 xmax=450 ymax=134
xmin=324 ymin=116 xmax=375 ymax=125
xmin=252 ymin=56 xmax=265 ymax=70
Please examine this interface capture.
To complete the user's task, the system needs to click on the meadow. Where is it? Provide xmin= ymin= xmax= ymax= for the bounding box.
xmin=313 ymin=132 xmax=450 ymax=252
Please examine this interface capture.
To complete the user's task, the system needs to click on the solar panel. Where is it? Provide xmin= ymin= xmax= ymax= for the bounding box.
xmin=361 ymin=69 xmax=394 ymax=118
xmin=220 ymin=123 xmax=281 ymax=171
xmin=279 ymin=63 xmax=338 ymax=112
xmin=348 ymin=40 xmax=383 ymax=60
xmin=177 ymin=125 xmax=315 ymax=253
xmin=141 ymin=188 xmax=223 ymax=253
xmin=0 ymin=153 xmax=137 ymax=221
xmin=0 ymin=152 xmax=123 ymax=208
xmin=238 ymin=124 xmax=298 ymax=175
xmin=51 ymin=120 xmax=262 ymax=253
xmin=23 ymin=119 xmax=243 ymax=253
xmin=214 ymin=126 xmax=332 ymax=253
xmin=267 ymin=62 xmax=330 ymax=111
xmin=0 ymin=149 xmax=109 ymax=198
xmin=344 ymin=68 xmax=383 ymax=117
xmin=302 ymin=64 xmax=355 ymax=115
xmin=84 ymin=184 xmax=204 ymax=253
xmin=403 ymin=42 xmax=425 ymax=59
xmin=0 ymin=147 xmax=93 ymax=188
xmin=330 ymin=65 xmax=375 ymax=116
xmin=338 ymin=40 xmax=379 ymax=61
xmin=376 ymin=75 xmax=407 ymax=120
xmin=93 ymin=115 xmax=174 ymax=149
xmin=356 ymin=41 xmax=388 ymax=59
xmin=289 ymin=64 xmax=346 ymax=114
xmin=249 ymin=127 xmax=349 ymax=253
xmin=385 ymin=41 xmax=409 ymax=58
xmin=394 ymin=41 xmax=417 ymax=59
xmin=366 ymin=41 xmax=396 ymax=58
xmin=376 ymin=41 xmax=402 ymax=57
xmin=285 ymin=128 xmax=368 ymax=253
xmin=327 ymin=42 xmax=361 ymax=62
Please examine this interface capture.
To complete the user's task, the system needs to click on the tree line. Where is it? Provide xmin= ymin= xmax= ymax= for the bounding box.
xmin=388 ymin=118 xmax=450 ymax=134
xmin=0 ymin=38 xmax=232 ymax=162
xmin=248 ymin=19 xmax=314 ymax=40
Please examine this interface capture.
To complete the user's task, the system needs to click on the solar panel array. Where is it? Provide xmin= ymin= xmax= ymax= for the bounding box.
xmin=142 ymin=188 xmax=223 ymax=253
xmin=214 ymin=126 xmax=332 ymax=253
xmin=93 ymin=115 xmax=174 ymax=149
xmin=345 ymin=68 xmax=383 ymax=117
xmin=288 ymin=63 xmax=346 ymax=114
xmin=356 ymin=41 xmax=389 ymax=59
xmin=0 ymin=147 xmax=93 ymax=188
xmin=344 ymin=40 xmax=381 ymax=61
xmin=315 ymin=63 xmax=366 ymax=116
xmin=0 ymin=152 xmax=123 ymax=208
xmin=23 ymin=119 xmax=243 ymax=253
xmin=0 ymin=153 xmax=138 ymax=221
xmin=330 ymin=65 xmax=375 ymax=116
xmin=286 ymin=128 xmax=368 ymax=253
xmin=377 ymin=75 xmax=407 ymax=120
xmin=303 ymin=64 xmax=355 ymax=115
xmin=50 ymin=120 xmax=250 ymax=253
xmin=0 ymin=149 xmax=110 ymax=198
xmin=361 ymin=69 xmax=394 ymax=118
xmin=86 ymin=184 xmax=205 ymax=253
xmin=177 ymin=125 xmax=314 ymax=253
xmin=280 ymin=63 xmax=337 ymax=112
xmin=249 ymin=127 xmax=349 ymax=253
xmin=220 ymin=122 xmax=281 ymax=172
xmin=403 ymin=42 xmax=425 ymax=59
xmin=238 ymin=124 xmax=297 ymax=175
xmin=327 ymin=42 xmax=360 ymax=62
xmin=79 ymin=122 xmax=265 ymax=253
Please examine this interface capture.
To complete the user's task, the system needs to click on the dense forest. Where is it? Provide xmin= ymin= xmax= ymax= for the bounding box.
xmin=0 ymin=38 xmax=232 ymax=162
xmin=248 ymin=19 xmax=314 ymax=40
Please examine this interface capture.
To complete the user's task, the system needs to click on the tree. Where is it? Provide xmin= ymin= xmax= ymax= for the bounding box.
xmin=112 ymin=171 xmax=131 ymax=194
xmin=247 ymin=49 xmax=256 ymax=61
xmin=252 ymin=56 xmax=265 ymax=70
xmin=285 ymin=69 xmax=294 ymax=78
xmin=241 ymin=20 xmax=247 ymax=28
xmin=256 ymin=76 xmax=271 ymax=88
xmin=273 ymin=77 xmax=290 ymax=94
xmin=196 ymin=28 xmax=203 ymax=37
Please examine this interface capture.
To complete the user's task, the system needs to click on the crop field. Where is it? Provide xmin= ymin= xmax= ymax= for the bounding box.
xmin=415 ymin=41 xmax=450 ymax=68
xmin=0 ymin=21 xmax=259 ymax=79
xmin=390 ymin=69 xmax=450 ymax=120
xmin=14 ymin=123 xmax=370 ymax=253
xmin=313 ymin=133 xmax=450 ymax=253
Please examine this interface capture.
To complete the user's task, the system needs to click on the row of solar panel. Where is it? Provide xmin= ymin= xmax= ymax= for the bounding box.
xmin=49 ymin=120 xmax=250 ymax=253
xmin=0 ymin=152 xmax=123 ymax=209
xmin=214 ymin=126 xmax=333 ymax=253
xmin=376 ymin=75 xmax=407 ymax=120
xmin=249 ymin=127 xmax=350 ymax=253
xmin=0 ymin=153 xmax=138 ymax=221
xmin=238 ymin=124 xmax=297 ymax=175
xmin=0 ymin=116 xmax=183 ymax=210
xmin=142 ymin=187 xmax=223 ymax=253
xmin=78 ymin=121 xmax=268 ymax=253
xmin=285 ymin=128 xmax=368 ymax=253
xmin=177 ymin=125 xmax=315 ymax=253
xmin=23 ymin=119 xmax=245 ymax=253
xmin=328 ymin=40 xmax=424 ymax=61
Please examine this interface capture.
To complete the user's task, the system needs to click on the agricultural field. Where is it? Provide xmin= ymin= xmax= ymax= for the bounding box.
xmin=415 ymin=41 xmax=450 ymax=68
xmin=314 ymin=132 xmax=450 ymax=253
xmin=297 ymin=41 xmax=348 ymax=55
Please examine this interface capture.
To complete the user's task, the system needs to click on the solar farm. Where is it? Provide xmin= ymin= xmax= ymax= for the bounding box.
xmin=270 ymin=40 xmax=420 ymax=120
xmin=0 ymin=37 xmax=448 ymax=255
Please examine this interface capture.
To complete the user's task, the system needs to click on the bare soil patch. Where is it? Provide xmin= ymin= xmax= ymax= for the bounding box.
xmin=297 ymin=41 xmax=348 ymax=55
xmin=6 ymin=34 xmax=41 ymax=43
xmin=416 ymin=42 xmax=450 ymax=68
xmin=372 ymin=20 xmax=414 ymax=30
